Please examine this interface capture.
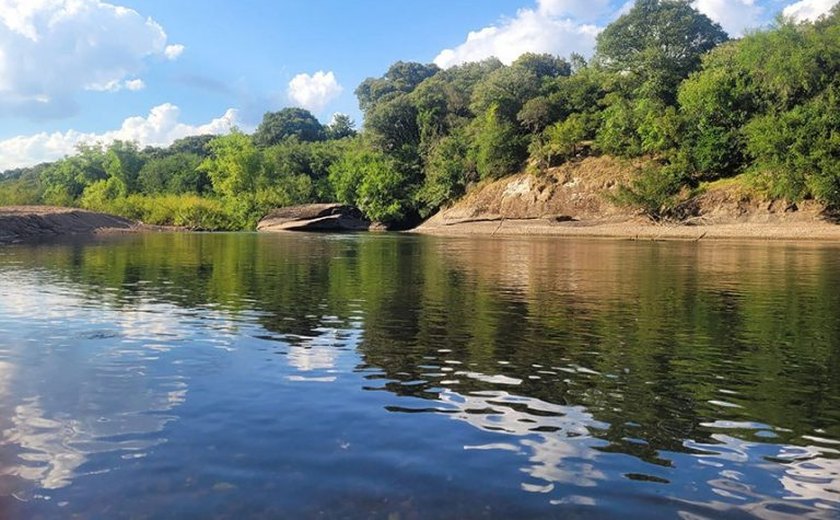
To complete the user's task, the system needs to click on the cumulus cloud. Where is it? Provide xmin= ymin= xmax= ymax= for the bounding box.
xmin=287 ymin=71 xmax=343 ymax=113
xmin=164 ymin=43 xmax=185 ymax=60
xmin=783 ymin=0 xmax=839 ymax=21
xmin=693 ymin=0 xmax=764 ymax=36
xmin=0 ymin=0 xmax=176 ymax=119
xmin=0 ymin=103 xmax=240 ymax=169
xmin=434 ymin=6 xmax=600 ymax=68
xmin=536 ymin=0 xmax=614 ymax=21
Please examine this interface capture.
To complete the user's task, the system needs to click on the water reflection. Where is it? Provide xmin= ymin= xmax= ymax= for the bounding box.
xmin=0 ymin=276 xmax=202 ymax=500
xmin=0 ymin=233 xmax=839 ymax=518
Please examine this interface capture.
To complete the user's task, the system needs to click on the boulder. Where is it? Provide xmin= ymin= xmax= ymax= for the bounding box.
xmin=257 ymin=203 xmax=370 ymax=232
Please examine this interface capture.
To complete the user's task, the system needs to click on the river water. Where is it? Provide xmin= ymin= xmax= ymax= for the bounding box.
xmin=0 ymin=233 xmax=838 ymax=519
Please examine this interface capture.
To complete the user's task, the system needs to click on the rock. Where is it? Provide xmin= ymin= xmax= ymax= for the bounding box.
xmin=0 ymin=206 xmax=139 ymax=244
xmin=257 ymin=203 xmax=370 ymax=232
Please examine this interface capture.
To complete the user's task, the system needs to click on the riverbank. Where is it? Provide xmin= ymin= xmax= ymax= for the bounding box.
xmin=412 ymin=157 xmax=840 ymax=241
xmin=414 ymin=216 xmax=840 ymax=241
xmin=0 ymin=206 xmax=158 ymax=244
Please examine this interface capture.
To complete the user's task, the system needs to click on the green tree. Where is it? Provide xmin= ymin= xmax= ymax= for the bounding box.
xmin=745 ymin=85 xmax=840 ymax=207
xmin=677 ymin=44 xmax=754 ymax=177
xmin=104 ymin=140 xmax=145 ymax=195
xmin=417 ymin=131 xmax=471 ymax=215
xmin=253 ymin=108 xmax=326 ymax=147
xmin=168 ymin=135 xmax=216 ymax=157
xmin=355 ymin=61 xmax=439 ymax=113
xmin=474 ymin=104 xmax=528 ymax=179
xmin=328 ymin=146 xmax=409 ymax=223
xmin=138 ymin=153 xmax=206 ymax=194
xmin=326 ymin=114 xmax=357 ymax=140
xmin=202 ymin=131 xmax=263 ymax=198
xmin=595 ymin=0 xmax=728 ymax=102
xmin=364 ymin=95 xmax=420 ymax=152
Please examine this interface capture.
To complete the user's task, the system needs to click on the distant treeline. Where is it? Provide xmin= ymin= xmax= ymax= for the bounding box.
xmin=2 ymin=0 xmax=839 ymax=228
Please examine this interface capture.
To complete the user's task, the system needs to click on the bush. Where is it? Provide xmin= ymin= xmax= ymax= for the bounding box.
xmin=612 ymin=161 xmax=691 ymax=220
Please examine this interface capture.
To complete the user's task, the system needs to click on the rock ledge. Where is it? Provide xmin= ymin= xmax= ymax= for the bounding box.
xmin=257 ymin=203 xmax=370 ymax=232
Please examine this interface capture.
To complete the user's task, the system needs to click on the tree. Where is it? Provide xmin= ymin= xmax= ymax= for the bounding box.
xmin=474 ymin=104 xmax=528 ymax=179
xmin=355 ymin=61 xmax=439 ymax=113
xmin=365 ymin=95 xmax=421 ymax=154
xmin=39 ymin=144 xmax=107 ymax=205
xmin=595 ymin=0 xmax=728 ymax=102
xmin=138 ymin=153 xmax=206 ymax=194
xmin=745 ymin=85 xmax=840 ymax=207
xmin=104 ymin=140 xmax=144 ymax=194
xmin=328 ymin=146 xmax=409 ymax=223
xmin=326 ymin=114 xmax=357 ymax=140
xmin=253 ymin=108 xmax=326 ymax=147
xmin=168 ymin=135 xmax=216 ymax=157
xmin=201 ymin=131 xmax=263 ymax=198
xmin=677 ymin=44 xmax=754 ymax=177
xmin=511 ymin=53 xmax=571 ymax=80
xmin=418 ymin=130 xmax=472 ymax=215
xmin=471 ymin=66 xmax=542 ymax=122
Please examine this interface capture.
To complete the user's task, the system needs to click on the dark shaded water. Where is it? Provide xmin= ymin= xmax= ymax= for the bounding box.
xmin=0 ymin=233 xmax=839 ymax=519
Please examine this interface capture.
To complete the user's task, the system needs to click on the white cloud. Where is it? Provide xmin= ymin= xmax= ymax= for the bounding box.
xmin=693 ymin=0 xmax=764 ymax=36
xmin=124 ymin=79 xmax=146 ymax=91
xmin=783 ymin=0 xmax=839 ymax=21
xmin=0 ymin=103 xmax=240 ymax=169
xmin=536 ymin=0 xmax=613 ymax=21
xmin=433 ymin=4 xmax=601 ymax=69
xmin=85 ymin=78 xmax=146 ymax=92
xmin=0 ymin=0 xmax=175 ymax=118
xmin=164 ymin=43 xmax=185 ymax=60
xmin=287 ymin=71 xmax=343 ymax=113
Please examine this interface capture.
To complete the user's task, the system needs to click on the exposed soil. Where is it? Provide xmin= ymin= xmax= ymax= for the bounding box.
xmin=414 ymin=157 xmax=840 ymax=241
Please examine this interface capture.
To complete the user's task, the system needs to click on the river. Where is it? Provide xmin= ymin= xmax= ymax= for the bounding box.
xmin=0 ymin=233 xmax=838 ymax=518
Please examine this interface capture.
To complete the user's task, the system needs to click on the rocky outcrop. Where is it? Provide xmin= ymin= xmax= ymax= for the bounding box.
xmin=417 ymin=156 xmax=633 ymax=232
xmin=414 ymin=156 xmax=840 ymax=239
xmin=257 ymin=203 xmax=370 ymax=232
xmin=0 ymin=206 xmax=140 ymax=244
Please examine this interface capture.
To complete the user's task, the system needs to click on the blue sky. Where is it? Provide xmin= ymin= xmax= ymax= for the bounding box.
xmin=0 ymin=0 xmax=836 ymax=169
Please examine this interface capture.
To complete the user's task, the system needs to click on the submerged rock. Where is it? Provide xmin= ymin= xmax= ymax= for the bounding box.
xmin=257 ymin=203 xmax=370 ymax=232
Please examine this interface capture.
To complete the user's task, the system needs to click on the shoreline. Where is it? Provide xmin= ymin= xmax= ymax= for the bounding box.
xmin=411 ymin=218 xmax=840 ymax=241
xmin=4 ymin=205 xmax=840 ymax=243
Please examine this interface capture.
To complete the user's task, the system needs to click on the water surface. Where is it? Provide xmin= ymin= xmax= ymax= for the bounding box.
xmin=0 ymin=233 xmax=839 ymax=518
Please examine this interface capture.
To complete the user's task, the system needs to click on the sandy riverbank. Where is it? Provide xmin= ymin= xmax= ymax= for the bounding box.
xmin=413 ymin=217 xmax=840 ymax=241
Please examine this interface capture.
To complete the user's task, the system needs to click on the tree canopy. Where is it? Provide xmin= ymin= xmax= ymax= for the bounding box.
xmin=596 ymin=0 xmax=728 ymax=101
xmin=253 ymin=108 xmax=326 ymax=147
